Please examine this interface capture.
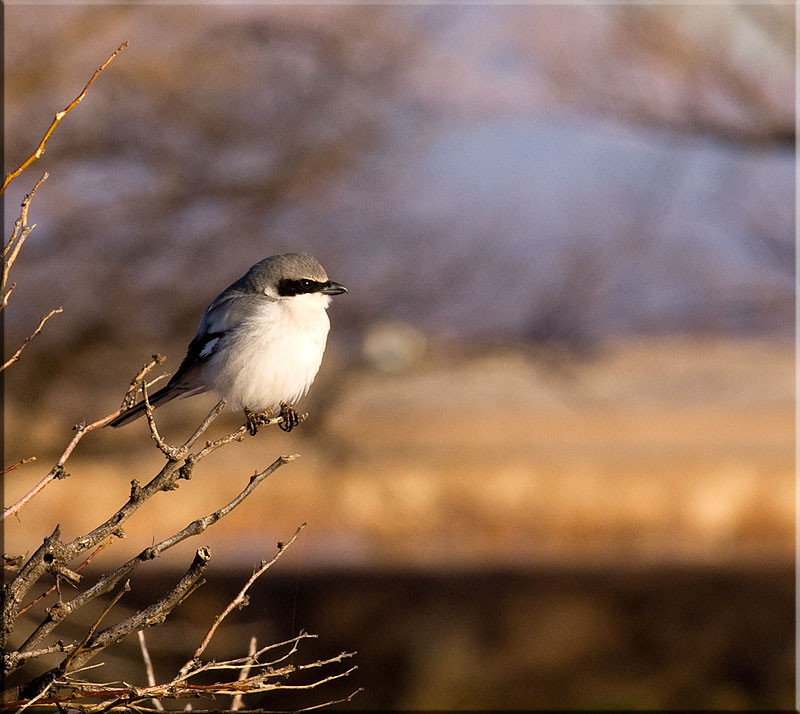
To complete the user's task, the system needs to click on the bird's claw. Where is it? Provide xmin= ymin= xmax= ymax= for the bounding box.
xmin=244 ymin=406 xmax=271 ymax=436
xmin=278 ymin=403 xmax=306 ymax=433
xmin=243 ymin=404 xmax=306 ymax=435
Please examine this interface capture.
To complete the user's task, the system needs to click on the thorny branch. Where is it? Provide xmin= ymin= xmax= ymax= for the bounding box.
xmin=1 ymin=42 xmax=128 ymax=195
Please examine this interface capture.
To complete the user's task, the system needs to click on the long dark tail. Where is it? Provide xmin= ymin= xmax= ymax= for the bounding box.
xmin=107 ymin=384 xmax=182 ymax=428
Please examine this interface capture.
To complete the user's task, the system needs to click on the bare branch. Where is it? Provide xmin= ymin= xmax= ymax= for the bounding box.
xmin=2 ymin=411 xmax=119 ymax=522
xmin=62 ymin=581 xmax=132 ymax=673
xmin=0 ymin=282 xmax=16 ymax=312
xmin=2 ymin=457 xmax=37 ymax=476
xmin=18 ymin=551 xmax=211 ymax=701
xmin=2 ymin=308 xmax=63 ymax=372
xmin=6 ymin=631 xmax=358 ymax=712
xmin=12 ymin=680 xmax=53 ymax=714
xmin=17 ymin=537 xmax=114 ymax=618
xmin=298 ymin=686 xmax=366 ymax=712
xmin=72 ymin=549 xmax=209 ymax=672
xmin=137 ymin=387 xmax=228 ymax=462
xmin=178 ymin=523 xmax=307 ymax=680
xmin=1 ymin=175 xmax=51 ymax=356
xmin=1 ymin=357 xmax=166 ymax=522
xmin=229 ymin=636 xmax=257 ymax=711
xmin=5 ymin=641 xmax=77 ymax=662
xmin=119 ymin=355 xmax=167 ymax=411
xmin=2 ymin=173 xmax=48 ymax=292
xmin=5 ymin=533 xmax=359 ymax=712
xmin=141 ymin=381 xmax=182 ymax=460
xmin=7 ymin=648 xmax=359 ymax=711
xmin=179 ymin=399 xmax=228 ymax=453
xmin=7 ymin=455 xmax=296 ymax=667
xmin=2 ymin=360 xmax=184 ymax=658
xmin=1 ymin=43 xmax=128 ymax=195
xmin=182 ymin=632 xmax=317 ymax=677
xmin=137 ymin=631 xmax=165 ymax=713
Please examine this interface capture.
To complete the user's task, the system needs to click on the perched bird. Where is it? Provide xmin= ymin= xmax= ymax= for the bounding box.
xmin=108 ymin=253 xmax=347 ymax=432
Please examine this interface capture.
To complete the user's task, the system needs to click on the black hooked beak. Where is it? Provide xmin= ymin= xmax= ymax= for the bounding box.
xmin=321 ymin=280 xmax=348 ymax=295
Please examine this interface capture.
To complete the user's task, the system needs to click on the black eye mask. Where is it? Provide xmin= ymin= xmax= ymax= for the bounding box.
xmin=277 ymin=279 xmax=347 ymax=296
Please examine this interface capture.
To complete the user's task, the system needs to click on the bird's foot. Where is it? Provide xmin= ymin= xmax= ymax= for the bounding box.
xmin=244 ymin=406 xmax=275 ymax=436
xmin=279 ymin=402 xmax=307 ymax=433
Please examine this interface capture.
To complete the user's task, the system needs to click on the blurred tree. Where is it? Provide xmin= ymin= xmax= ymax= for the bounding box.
xmin=3 ymin=4 xmax=793 ymax=421
xmin=506 ymin=5 xmax=793 ymax=148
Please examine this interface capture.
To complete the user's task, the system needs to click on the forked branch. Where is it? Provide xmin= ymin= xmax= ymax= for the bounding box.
xmin=6 ymin=454 xmax=296 ymax=666
xmin=1 ymin=356 xmax=166 ymax=522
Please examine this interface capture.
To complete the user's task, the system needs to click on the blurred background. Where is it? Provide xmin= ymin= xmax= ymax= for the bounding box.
xmin=3 ymin=4 xmax=794 ymax=710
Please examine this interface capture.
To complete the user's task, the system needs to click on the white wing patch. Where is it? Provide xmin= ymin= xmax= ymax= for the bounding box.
xmin=199 ymin=336 xmax=220 ymax=358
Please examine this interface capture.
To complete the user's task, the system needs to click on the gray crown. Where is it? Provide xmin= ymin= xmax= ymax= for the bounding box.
xmin=246 ymin=253 xmax=329 ymax=290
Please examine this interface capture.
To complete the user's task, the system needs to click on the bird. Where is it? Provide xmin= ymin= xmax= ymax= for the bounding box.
xmin=108 ymin=253 xmax=347 ymax=432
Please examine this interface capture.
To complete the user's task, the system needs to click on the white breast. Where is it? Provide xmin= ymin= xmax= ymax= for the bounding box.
xmin=203 ymin=294 xmax=331 ymax=412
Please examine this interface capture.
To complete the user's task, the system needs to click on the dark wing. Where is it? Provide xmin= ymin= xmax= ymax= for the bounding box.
xmin=168 ymin=290 xmax=262 ymax=389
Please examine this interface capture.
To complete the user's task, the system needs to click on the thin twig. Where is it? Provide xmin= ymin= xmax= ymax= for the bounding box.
xmin=139 ymin=387 xmax=228 ymax=462
xmin=1 ymin=308 xmax=63 ymax=372
xmin=2 ymin=456 xmax=37 ymax=476
xmin=1 ymin=282 xmax=16 ymax=311
xmin=120 ymin=354 xmax=167 ymax=410
xmin=8 ymin=456 xmax=294 ymax=668
xmin=13 ymin=550 xmax=211 ymax=701
xmin=2 ymin=173 xmax=48 ymax=293
xmin=18 ymin=537 xmax=114 ymax=617
xmin=1 ymin=357 xmax=165 ymax=522
xmin=63 ymin=581 xmax=131 ymax=671
xmin=179 ymin=400 xmax=227 ymax=453
xmin=2 ymin=43 xmax=128 ymax=194
xmin=13 ymin=680 xmax=52 ymax=714
xmin=192 ymin=633 xmax=316 ymax=674
xmin=137 ymin=631 xmax=164 ymax=712
xmin=178 ymin=524 xmax=307 ymax=680
xmin=2 ymin=411 xmax=120 ymax=522
xmin=229 ymin=636 xmax=256 ymax=711
xmin=141 ymin=381 xmax=181 ymax=460
xmin=297 ymin=686 xmax=365 ymax=712
xmin=261 ymin=663 xmax=359 ymax=693
xmin=186 ymin=425 xmax=251 ymax=463
xmin=6 ymin=641 xmax=78 ymax=661
xmin=66 ymin=549 xmax=211 ymax=673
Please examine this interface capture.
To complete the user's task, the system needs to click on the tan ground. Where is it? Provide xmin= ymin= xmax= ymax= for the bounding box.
xmin=4 ymin=336 xmax=794 ymax=571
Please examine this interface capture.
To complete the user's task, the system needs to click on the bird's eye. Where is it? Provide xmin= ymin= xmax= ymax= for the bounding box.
xmin=277 ymin=278 xmax=320 ymax=296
